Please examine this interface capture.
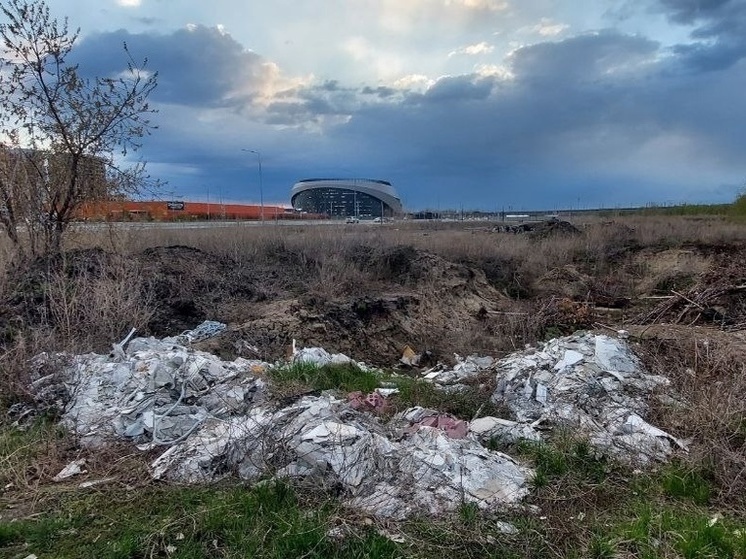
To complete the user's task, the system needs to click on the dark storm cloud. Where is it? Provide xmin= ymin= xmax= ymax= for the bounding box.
xmin=328 ymin=30 xmax=746 ymax=208
xmin=509 ymin=30 xmax=659 ymax=82
xmin=61 ymin=14 xmax=745 ymax=209
xmin=361 ymin=86 xmax=397 ymax=98
xmin=655 ymin=0 xmax=746 ymax=71
xmin=72 ymin=25 xmax=267 ymax=107
xmin=265 ymin=82 xmax=363 ymax=125
xmin=657 ymin=0 xmax=732 ymax=25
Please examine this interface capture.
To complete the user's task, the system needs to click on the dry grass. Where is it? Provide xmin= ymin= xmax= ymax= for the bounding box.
xmin=1 ymin=214 xmax=746 ymax=558
xmin=638 ymin=328 xmax=746 ymax=507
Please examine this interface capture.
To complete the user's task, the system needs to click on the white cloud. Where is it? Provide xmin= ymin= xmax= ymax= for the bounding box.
xmin=474 ymin=63 xmax=513 ymax=80
xmin=449 ymin=0 xmax=509 ymax=11
xmin=116 ymin=0 xmax=142 ymax=7
xmin=244 ymin=61 xmax=314 ymax=106
xmin=449 ymin=41 xmax=495 ymax=56
xmin=393 ymin=73 xmax=434 ymax=91
xmin=533 ymin=18 xmax=569 ymax=37
xmin=341 ymin=36 xmax=405 ymax=81
xmin=372 ymin=0 xmax=509 ymax=33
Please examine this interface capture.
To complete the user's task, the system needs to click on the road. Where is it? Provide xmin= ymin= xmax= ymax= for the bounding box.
xmin=72 ymin=219 xmax=389 ymax=230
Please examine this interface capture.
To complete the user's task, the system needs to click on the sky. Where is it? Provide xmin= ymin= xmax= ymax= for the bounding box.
xmin=12 ymin=0 xmax=746 ymax=210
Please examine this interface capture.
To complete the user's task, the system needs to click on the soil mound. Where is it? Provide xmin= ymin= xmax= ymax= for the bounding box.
xmin=527 ymin=219 xmax=582 ymax=239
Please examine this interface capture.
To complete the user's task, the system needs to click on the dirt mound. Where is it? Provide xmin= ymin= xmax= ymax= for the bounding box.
xmin=494 ymin=219 xmax=582 ymax=238
xmin=0 ymin=242 xmax=538 ymax=364
xmin=535 ymin=265 xmax=593 ymax=300
xmin=135 ymin=245 xmax=261 ymax=335
xmin=212 ymin=248 xmax=510 ymax=364
xmin=526 ymin=219 xmax=582 ymax=239
xmin=634 ymin=248 xmax=711 ymax=295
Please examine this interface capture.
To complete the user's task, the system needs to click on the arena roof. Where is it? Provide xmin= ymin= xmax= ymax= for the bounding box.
xmin=290 ymin=178 xmax=402 ymax=214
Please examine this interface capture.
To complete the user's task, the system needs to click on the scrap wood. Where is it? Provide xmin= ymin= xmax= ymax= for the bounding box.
xmin=636 ymin=283 xmax=742 ymax=327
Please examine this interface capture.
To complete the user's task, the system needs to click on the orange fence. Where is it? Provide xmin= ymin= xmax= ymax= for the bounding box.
xmin=78 ymin=200 xmax=324 ymax=221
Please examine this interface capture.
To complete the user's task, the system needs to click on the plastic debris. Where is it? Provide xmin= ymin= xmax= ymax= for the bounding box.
xmin=490 ymin=333 xmax=686 ymax=463
xmin=347 ymin=391 xmax=391 ymax=414
xmin=53 ymin=459 xmax=87 ymax=482
xmin=79 ymin=477 xmax=116 ymax=489
xmin=496 ymin=521 xmax=519 ymax=535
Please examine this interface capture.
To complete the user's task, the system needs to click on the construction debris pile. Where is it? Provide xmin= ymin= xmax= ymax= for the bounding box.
xmin=29 ymin=328 xmax=530 ymax=519
xmin=27 ymin=325 xmax=685 ymax=518
xmin=483 ymin=333 xmax=687 ymax=462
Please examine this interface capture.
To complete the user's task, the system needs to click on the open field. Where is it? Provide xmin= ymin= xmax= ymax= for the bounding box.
xmin=1 ymin=215 xmax=745 ymax=558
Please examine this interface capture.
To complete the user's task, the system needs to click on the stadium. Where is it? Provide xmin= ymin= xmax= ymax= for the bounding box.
xmin=290 ymin=178 xmax=403 ymax=218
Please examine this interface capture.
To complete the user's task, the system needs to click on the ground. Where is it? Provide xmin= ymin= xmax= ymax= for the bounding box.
xmin=1 ymin=216 xmax=745 ymax=558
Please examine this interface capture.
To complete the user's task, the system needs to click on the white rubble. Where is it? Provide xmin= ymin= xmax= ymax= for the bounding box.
xmin=490 ymin=333 xmax=686 ymax=463
xmin=420 ymin=354 xmax=494 ymax=385
xmin=292 ymin=346 xmax=375 ymax=372
xmin=28 ymin=329 xmax=684 ymax=518
xmin=150 ymin=394 xmax=531 ymax=519
xmin=30 ymin=335 xmax=532 ymax=519
xmin=470 ymin=417 xmax=542 ymax=444
xmin=168 ymin=320 xmax=227 ymax=344
xmin=32 ymin=336 xmax=268 ymax=449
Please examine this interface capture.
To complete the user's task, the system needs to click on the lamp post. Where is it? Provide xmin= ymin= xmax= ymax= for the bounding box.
xmin=242 ymin=149 xmax=264 ymax=222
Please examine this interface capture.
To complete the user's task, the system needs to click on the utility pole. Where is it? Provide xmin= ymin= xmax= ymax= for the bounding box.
xmin=242 ymin=148 xmax=264 ymax=222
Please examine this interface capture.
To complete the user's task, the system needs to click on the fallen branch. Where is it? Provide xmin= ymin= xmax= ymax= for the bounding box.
xmin=671 ymin=289 xmax=706 ymax=311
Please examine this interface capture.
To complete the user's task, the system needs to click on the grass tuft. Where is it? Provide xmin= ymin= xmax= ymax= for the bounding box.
xmin=267 ymin=362 xmax=383 ymax=397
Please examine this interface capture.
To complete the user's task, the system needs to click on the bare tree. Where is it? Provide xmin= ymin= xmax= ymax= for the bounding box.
xmin=0 ymin=0 xmax=158 ymax=256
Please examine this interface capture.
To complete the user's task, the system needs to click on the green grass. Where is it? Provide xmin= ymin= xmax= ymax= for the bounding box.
xmin=266 ymin=362 xmax=383 ymax=395
xmin=2 ymin=418 xmax=745 ymax=559
xmin=660 ymin=462 xmax=713 ymax=505
xmin=266 ymin=362 xmax=502 ymax=422
xmin=612 ymin=502 xmax=746 ymax=559
xmin=0 ymin=481 xmax=403 ymax=559
xmin=390 ymin=376 xmax=502 ymax=420
xmin=516 ymin=436 xmax=610 ymax=488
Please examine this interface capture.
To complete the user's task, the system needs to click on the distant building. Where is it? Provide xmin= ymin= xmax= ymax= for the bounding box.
xmin=290 ymin=178 xmax=403 ymax=218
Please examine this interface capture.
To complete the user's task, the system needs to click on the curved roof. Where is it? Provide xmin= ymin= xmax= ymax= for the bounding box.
xmin=291 ymin=178 xmax=402 ymax=213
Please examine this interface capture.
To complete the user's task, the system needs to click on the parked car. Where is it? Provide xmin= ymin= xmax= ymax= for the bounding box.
xmin=345 ymin=217 xmax=359 ymax=223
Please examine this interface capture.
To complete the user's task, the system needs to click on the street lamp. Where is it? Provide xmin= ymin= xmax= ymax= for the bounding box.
xmin=242 ymin=148 xmax=264 ymax=222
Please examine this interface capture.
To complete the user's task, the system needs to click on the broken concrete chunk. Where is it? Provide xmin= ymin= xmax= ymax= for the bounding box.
xmin=554 ymin=349 xmax=585 ymax=371
xmin=594 ymin=335 xmax=639 ymax=374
